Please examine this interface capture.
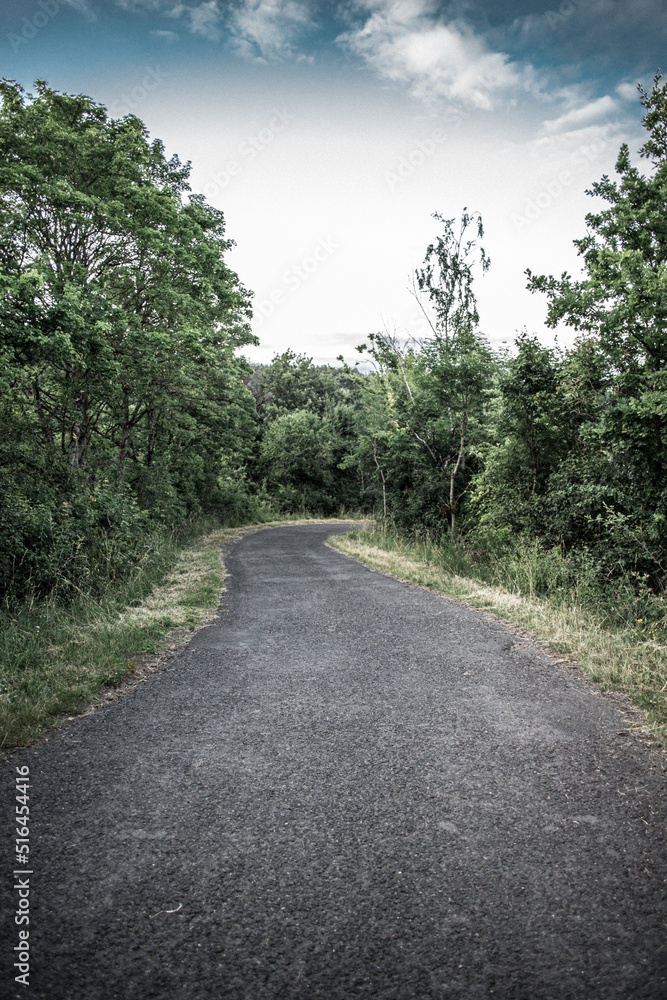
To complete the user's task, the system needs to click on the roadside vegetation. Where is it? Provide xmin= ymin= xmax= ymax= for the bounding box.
xmin=2 ymin=75 xmax=667 ymax=746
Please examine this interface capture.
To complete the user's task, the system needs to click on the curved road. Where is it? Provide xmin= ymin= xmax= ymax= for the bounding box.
xmin=2 ymin=524 xmax=666 ymax=999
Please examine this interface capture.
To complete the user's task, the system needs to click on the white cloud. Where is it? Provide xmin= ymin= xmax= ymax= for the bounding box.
xmin=186 ymin=1 xmax=221 ymax=40
xmin=115 ymin=0 xmax=220 ymax=40
xmin=616 ymin=80 xmax=640 ymax=102
xmin=112 ymin=0 xmax=313 ymax=54
xmin=543 ymin=95 xmax=618 ymax=134
xmin=338 ymin=0 xmax=533 ymax=111
xmin=150 ymin=28 xmax=179 ymax=41
xmin=228 ymin=0 xmax=312 ymax=61
xmin=116 ymin=0 xmax=164 ymax=10
xmin=114 ymin=0 xmax=311 ymax=52
xmin=61 ymin=0 xmax=97 ymax=19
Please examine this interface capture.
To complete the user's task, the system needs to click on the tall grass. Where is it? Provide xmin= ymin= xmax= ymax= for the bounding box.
xmin=354 ymin=521 xmax=667 ymax=634
xmin=0 ymin=520 xmax=219 ymax=749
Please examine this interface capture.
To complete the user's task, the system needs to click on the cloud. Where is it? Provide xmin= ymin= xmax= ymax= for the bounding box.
xmin=543 ymin=94 xmax=618 ymax=133
xmin=150 ymin=28 xmax=179 ymax=41
xmin=338 ymin=0 xmax=533 ymax=111
xmin=228 ymin=0 xmax=312 ymax=61
xmin=185 ymin=0 xmax=221 ymax=40
xmin=116 ymin=0 xmax=164 ymax=10
xmin=616 ymin=80 xmax=640 ymax=102
xmin=61 ymin=0 xmax=97 ymax=19
xmin=115 ymin=0 xmax=312 ymax=55
xmin=116 ymin=0 xmax=221 ymax=41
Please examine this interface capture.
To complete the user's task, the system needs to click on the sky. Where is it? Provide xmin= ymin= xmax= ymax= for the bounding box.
xmin=1 ymin=0 xmax=665 ymax=365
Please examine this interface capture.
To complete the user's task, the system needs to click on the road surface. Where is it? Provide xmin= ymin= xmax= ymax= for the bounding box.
xmin=2 ymin=523 xmax=666 ymax=999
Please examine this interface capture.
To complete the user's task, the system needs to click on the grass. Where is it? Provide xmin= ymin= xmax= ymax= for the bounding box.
xmin=0 ymin=515 xmax=358 ymax=751
xmin=328 ymin=525 xmax=667 ymax=748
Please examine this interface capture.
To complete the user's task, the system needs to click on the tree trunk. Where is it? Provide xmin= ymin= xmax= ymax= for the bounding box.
xmin=118 ymin=388 xmax=131 ymax=478
xmin=32 ymin=380 xmax=56 ymax=455
xmin=146 ymin=408 xmax=157 ymax=467
xmin=372 ymin=440 xmax=387 ymax=517
xmin=68 ymin=393 xmax=91 ymax=469
xmin=449 ymin=417 xmax=467 ymax=541
xmin=68 ymin=419 xmax=81 ymax=467
xmin=529 ymin=406 xmax=537 ymax=497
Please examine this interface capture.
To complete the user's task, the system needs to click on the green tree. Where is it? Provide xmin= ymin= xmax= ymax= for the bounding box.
xmin=526 ymin=73 xmax=667 ymax=581
xmin=249 ymin=351 xmax=363 ymax=514
xmin=253 ymin=350 xmax=350 ymax=423
xmin=414 ymin=209 xmax=490 ymax=343
xmin=355 ymin=210 xmax=495 ymax=537
xmin=0 ymin=80 xmax=256 ymax=599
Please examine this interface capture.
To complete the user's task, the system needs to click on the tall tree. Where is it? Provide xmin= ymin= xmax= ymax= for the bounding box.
xmin=526 ymin=73 xmax=667 ymax=579
xmin=0 ymin=80 xmax=256 ymax=599
xmin=357 ymin=210 xmax=495 ymax=537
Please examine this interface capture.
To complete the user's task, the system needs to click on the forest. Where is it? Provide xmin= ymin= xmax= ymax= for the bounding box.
xmin=1 ymin=74 xmax=667 ymax=643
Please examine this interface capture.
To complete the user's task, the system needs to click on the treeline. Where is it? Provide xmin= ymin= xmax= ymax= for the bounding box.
xmin=2 ymin=77 xmax=667 ymax=612
xmin=250 ymin=76 xmax=667 ymax=610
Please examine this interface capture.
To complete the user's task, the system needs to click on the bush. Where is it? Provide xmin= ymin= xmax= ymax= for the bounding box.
xmin=0 ymin=472 xmax=157 ymax=603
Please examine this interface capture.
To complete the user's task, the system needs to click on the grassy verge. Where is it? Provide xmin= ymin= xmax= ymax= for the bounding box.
xmin=1 ymin=516 xmax=356 ymax=751
xmin=329 ymin=526 xmax=667 ymax=747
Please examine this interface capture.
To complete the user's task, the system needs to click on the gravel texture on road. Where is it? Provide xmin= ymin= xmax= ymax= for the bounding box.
xmin=1 ymin=523 xmax=666 ymax=999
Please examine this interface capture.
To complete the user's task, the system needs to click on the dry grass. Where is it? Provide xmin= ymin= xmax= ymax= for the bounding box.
xmin=122 ymin=515 xmax=361 ymax=631
xmin=329 ymin=535 xmax=667 ymax=747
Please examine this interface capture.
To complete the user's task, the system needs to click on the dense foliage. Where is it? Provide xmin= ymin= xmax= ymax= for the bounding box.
xmin=341 ymin=75 xmax=667 ymax=606
xmin=3 ymin=75 xmax=667 ymax=614
xmin=247 ymin=349 xmax=362 ymax=515
xmin=0 ymin=80 xmax=257 ymax=600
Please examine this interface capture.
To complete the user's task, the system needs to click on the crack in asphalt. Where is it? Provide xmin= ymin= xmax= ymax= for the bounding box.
xmin=1 ymin=523 xmax=666 ymax=999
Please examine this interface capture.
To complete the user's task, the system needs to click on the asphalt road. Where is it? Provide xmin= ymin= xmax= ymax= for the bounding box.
xmin=2 ymin=523 xmax=666 ymax=1000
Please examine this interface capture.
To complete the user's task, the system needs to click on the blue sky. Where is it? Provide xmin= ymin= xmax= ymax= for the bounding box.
xmin=1 ymin=0 xmax=664 ymax=363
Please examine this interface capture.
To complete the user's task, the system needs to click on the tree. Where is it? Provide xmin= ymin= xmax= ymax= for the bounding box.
xmin=252 ymin=350 xmax=349 ymax=424
xmin=249 ymin=351 xmax=362 ymax=514
xmin=356 ymin=210 xmax=495 ymax=537
xmin=0 ymin=80 xmax=256 ymax=599
xmin=495 ymin=333 xmax=565 ymax=500
xmin=413 ymin=209 xmax=490 ymax=343
xmin=526 ymin=73 xmax=667 ymax=582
